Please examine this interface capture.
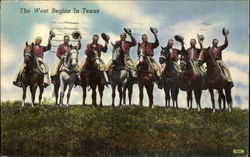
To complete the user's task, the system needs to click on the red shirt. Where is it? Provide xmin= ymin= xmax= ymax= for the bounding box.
xmin=57 ymin=43 xmax=70 ymax=59
xmin=186 ymin=47 xmax=201 ymax=60
xmin=115 ymin=36 xmax=136 ymax=54
xmin=207 ymin=38 xmax=228 ymax=60
xmin=85 ymin=43 xmax=107 ymax=56
xmin=138 ymin=38 xmax=159 ymax=56
xmin=33 ymin=44 xmax=51 ymax=58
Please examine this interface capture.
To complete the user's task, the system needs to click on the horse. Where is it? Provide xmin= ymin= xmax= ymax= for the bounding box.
xmin=159 ymin=47 xmax=180 ymax=108
xmin=179 ymin=51 xmax=203 ymax=111
xmin=137 ymin=44 xmax=155 ymax=108
xmin=53 ymin=47 xmax=79 ymax=107
xmin=21 ymin=42 xmax=44 ymax=107
xmin=80 ymin=48 xmax=105 ymax=107
xmin=198 ymin=48 xmax=233 ymax=112
xmin=109 ymin=43 xmax=133 ymax=107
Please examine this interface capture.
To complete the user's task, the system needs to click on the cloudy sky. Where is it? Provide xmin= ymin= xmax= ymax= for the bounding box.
xmin=1 ymin=1 xmax=249 ymax=109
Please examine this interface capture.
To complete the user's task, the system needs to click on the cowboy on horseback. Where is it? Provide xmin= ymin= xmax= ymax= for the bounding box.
xmin=13 ymin=33 xmax=53 ymax=88
xmin=81 ymin=34 xmax=109 ymax=86
xmin=106 ymin=28 xmax=137 ymax=82
xmin=206 ymin=28 xmax=233 ymax=88
xmin=158 ymin=37 xmax=184 ymax=89
xmin=50 ymin=34 xmax=81 ymax=84
xmin=137 ymin=27 xmax=160 ymax=83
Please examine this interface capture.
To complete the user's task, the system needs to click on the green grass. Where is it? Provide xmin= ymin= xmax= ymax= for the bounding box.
xmin=1 ymin=101 xmax=249 ymax=156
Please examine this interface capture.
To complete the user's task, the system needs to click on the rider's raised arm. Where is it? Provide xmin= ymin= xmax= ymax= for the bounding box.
xmin=220 ymin=36 xmax=228 ymax=51
xmin=100 ymin=44 xmax=108 ymax=53
xmin=153 ymin=34 xmax=159 ymax=49
xmin=129 ymin=35 xmax=136 ymax=47
xmin=43 ymin=38 xmax=52 ymax=52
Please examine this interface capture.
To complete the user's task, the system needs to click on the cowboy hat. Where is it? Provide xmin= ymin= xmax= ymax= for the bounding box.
xmin=222 ymin=27 xmax=229 ymax=36
xmin=72 ymin=31 xmax=81 ymax=39
xmin=49 ymin=29 xmax=55 ymax=38
xmin=101 ymin=33 xmax=110 ymax=42
xmin=174 ymin=35 xmax=184 ymax=43
xmin=197 ymin=34 xmax=204 ymax=42
xmin=150 ymin=27 xmax=158 ymax=34
xmin=124 ymin=27 xmax=132 ymax=35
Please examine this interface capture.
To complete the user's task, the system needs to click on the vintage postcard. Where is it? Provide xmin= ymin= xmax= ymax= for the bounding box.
xmin=1 ymin=0 xmax=249 ymax=156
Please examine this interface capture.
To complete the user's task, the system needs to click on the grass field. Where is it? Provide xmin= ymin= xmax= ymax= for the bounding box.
xmin=1 ymin=101 xmax=249 ymax=156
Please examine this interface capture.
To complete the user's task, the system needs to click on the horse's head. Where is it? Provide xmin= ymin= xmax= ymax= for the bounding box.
xmin=23 ymin=42 xmax=35 ymax=64
xmin=64 ymin=47 xmax=79 ymax=68
xmin=159 ymin=46 xmax=171 ymax=64
xmin=198 ymin=48 xmax=207 ymax=66
xmin=111 ymin=42 xmax=122 ymax=66
xmin=138 ymin=43 xmax=146 ymax=63
xmin=89 ymin=48 xmax=101 ymax=68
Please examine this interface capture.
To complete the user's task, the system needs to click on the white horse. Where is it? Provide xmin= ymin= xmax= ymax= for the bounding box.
xmin=109 ymin=43 xmax=133 ymax=107
xmin=58 ymin=48 xmax=79 ymax=107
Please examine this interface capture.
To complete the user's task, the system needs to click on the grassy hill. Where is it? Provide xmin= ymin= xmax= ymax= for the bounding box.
xmin=1 ymin=101 xmax=249 ymax=156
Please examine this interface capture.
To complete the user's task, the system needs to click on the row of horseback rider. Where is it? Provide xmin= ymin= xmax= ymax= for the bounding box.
xmin=13 ymin=27 xmax=234 ymax=89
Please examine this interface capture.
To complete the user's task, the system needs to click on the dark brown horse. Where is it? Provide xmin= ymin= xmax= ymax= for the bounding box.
xmin=179 ymin=52 xmax=203 ymax=111
xmin=21 ymin=42 xmax=44 ymax=107
xmin=80 ymin=48 xmax=105 ymax=107
xmin=159 ymin=47 xmax=179 ymax=108
xmin=137 ymin=44 xmax=155 ymax=108
xmin=198 ymin=49 xmax=233 ymax=112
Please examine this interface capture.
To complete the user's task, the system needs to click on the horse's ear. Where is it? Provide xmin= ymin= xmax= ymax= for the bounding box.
xmin=26 ymin=42 xmax=28 ymax=46
xmin=31 ymin=42 xmax=34 ymax=47
xmin=161 ymin=46 xmax=164 ymax=49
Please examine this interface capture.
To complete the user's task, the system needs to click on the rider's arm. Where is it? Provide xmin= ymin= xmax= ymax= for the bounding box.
xmin=220 ymin=36 xmax=228 ymax=50
xmin=100 ymin=44 xmax=108 ymax=53
xmin=153 ymin=34 xmax=159 ymax=48
xmin=56 ymin=45 xmax=62 ymax=59
xmin=129 ymin=35 xmax=136 ymax=47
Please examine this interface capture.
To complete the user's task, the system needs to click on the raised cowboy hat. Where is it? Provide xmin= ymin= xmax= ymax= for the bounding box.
xmin=101 ymin=33 xmax=110 ymax=42
xmin=150 ymin=27 xmax=158 ymax=34
xmin=72 ymin=31 xmax=81 ymax=39
xmin=197 ymin=34 xmax=204 ymax=43
xmin=222 ymin=27 xmax=229 ymax=36
xmin=124 ymin=27 xmax=132 ymax=35
xmin=174 ymin=35 xmax=184 ymax=43
xmin=49 ymin=29 xmax=55 ymax=38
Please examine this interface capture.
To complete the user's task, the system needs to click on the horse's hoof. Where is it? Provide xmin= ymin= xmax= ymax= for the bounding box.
xmin=213 ymin=109 xmax=216 ymax=112
xmin=198 ymin=107 xmax=201 ymax=112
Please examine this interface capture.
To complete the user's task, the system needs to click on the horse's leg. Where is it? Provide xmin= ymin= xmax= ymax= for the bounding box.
xmin=98 ymin=84 xmax=104 ymax=107
xmin=218 ymin=89 xmax=224 ymax=111
xmin=118 ymin=85 xmax=123 ymax=107
xmin=187 ymin=90 xmax=192 ymax=110
xmin=91 ymin=85 xmax=97 ymax=106
xmin=164 ymin=87 xmax=169 ymax=108
xmin=22 ymin=85 xmax=27 ymax=107
xmin=208 ymin=88 xmax=216 ymax=112
xmin=59 ymin=78 xmax=65 ymax=106
xmin=225 ymin=88 xmax=233 ymax=112
xmin=194 ymin=89 xmax=202 ymax=111
xmin=38 ymin=84 xmax=44 ymax=106
xmin=139 ymin=84 xmax=144 ymax=107
xmin=173 ymin=87 xmax=179 ymax=109
xmin=66 ymin=81 xmax=75 ymax=107
xmin=128 ymin=84 xmax=133 ymax=106
xmin=111 ymin=83 xmax=116 ymax=107
xmin=54 ymin=83 xmax=60 ymax=106
xmin=30 ymin=85 xmax=37 ymax=107
xmin=81 ymin=85 xmax=87 ymax=105
xmin=146 ymin=84 xmax=154 ymax=108
xmin=123 ymin=85 xmax=127 ymax=106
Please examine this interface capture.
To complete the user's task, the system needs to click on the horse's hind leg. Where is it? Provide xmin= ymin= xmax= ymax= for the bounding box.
xmin=111 ymin=84 xmax=116 ymax=107
xmin=225 ymin=88 xmax=233 ymax=112
xmin=164 ymin=87 xmax=170 ymax=108
xmin=54 ymin=83 xmax=60 ymax=106
xmin=123 ymin=85 xmax=127 ymax=106
xmin=139 ymin=84 xmax=144 ymax=107
xmin=82 ymin=85 xmax=87 ymax=105
xmin=59 ymin=80 xmax=66 ymax=106
xmin=98 ymin=84 xmax=104 ymax=107
xmin=30 ymin=85 xmax=37 ymax=107
xmin=66 ymin=83 xmax=74 ymax=107
xmin=172 ymin=88 xmax=179 ymax=109
xmin=22 ymin=85 xmax=27 ymax=107
xmin=128 ymin=84 xmax=133 ymax=106
xmin=118 ymin=85 xmax=123 ymax=107
xmin=208 ymin=88 xmax=216 ymax=112
xmin=194 ymin=89 xmax=202 ymax=111
xmin=38 ymin=85 xmax=44 ymax=106
xmin=218 ymin=89 xmax=225 ymax=111
xmin=91 ymin=85 xmax=97 ymax=106
xmin=187 ymin=90 xmax=192 ymax=110
xmin=146 ymin=84 xmax=154 ymax=108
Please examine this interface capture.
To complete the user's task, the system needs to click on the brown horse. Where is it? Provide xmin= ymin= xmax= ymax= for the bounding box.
xmin=179 ymin=52 xmax=203 ymax=111
xmin=159 ymin=47 xmax=179 ymax=108
xmin=198 ymin=49 xmax=233 ymax=112
xmin=80 ymin=48 xmax=105 ymax=107
xmin=21 ymin=42 xmax=44 ymax=107
xmin=137 ymin=44 xmax=155 ymax=108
